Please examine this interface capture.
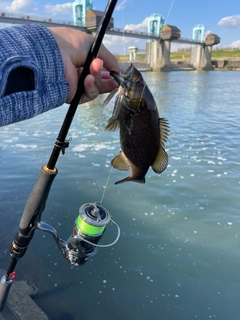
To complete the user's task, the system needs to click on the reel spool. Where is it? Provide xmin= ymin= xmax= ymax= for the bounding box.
xmin=65 ymin=202 xmax=120 ymax=266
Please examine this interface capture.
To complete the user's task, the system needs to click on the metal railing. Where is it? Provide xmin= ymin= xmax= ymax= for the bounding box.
xmin=0 ymin=11 xmax=73 ymax=26
xmin=0 ymin=12 xmax=205 ymax=44
xmin=0 ymin=11 xmax=160 ymax=39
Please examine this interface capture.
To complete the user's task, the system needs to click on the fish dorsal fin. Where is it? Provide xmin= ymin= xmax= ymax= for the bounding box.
xmin=105 ymin=117 xmax=120 ymax=131
xmin=103 ymin=88 xmax=118 ymax=108
xmin=111 ymin=150 xmax=129 ymax=171
xmin=151 ymin=118 xmax=169 ymax=174
xmin=159 ymin=118 xmax=169 ymax=146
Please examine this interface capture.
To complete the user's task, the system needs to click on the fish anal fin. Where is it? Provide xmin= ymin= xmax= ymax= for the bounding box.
xmin=152 ymin=117 xmax=169 ymax=174
xmin=152 ymin=147 xmax=168 ymax=174
xmin=105 ymin=117 xmax=120 ymax=131
xmin=111 ymin=151 xmax=129 ymax=171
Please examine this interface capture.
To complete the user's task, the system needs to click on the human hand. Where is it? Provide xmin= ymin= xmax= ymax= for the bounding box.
xmin=48 ymin=27 xmax=121 ymax=104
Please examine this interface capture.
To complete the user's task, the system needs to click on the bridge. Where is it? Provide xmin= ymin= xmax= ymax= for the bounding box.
xmin=0 ymin=12 xmax=208 ymax=44
xmin=172 ymin=37 xmax=205 ymax=46
xmin=0 ymin=12 xmax=160 ymax=40
xmin=0 ymin=12 xmax=220 ymax=71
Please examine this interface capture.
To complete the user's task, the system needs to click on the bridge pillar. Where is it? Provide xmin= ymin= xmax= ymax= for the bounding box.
xmin=148 ymin=24 xmax=180 ymax=71
xmin=160 ymin=40 xmax=172 ymax=71
xmin=202 ymin=45 xmax=213 ymax=69
xmin=146 ymin=41 xmax=160 ymax=70
xmin=190 ymin=33 xmax=220 ymax=71
xmin=146 ymin=40 xmax=172 ymax=71
xmin=190 ymin=46 xmax=203 ymax=69
xmin=190 ymin=45 xmax=213 ymax=70
xmin=128 ymin=46 xmax=138 ymax=62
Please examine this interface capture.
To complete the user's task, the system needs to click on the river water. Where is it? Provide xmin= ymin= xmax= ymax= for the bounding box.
xmin=0 ymin=70 xmax=239 ymax=320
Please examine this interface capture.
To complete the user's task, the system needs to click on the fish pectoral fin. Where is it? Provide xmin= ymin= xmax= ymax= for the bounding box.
xmin=103 ymin=88 xmax=118 ymax=108
xmin=105 ymin=117 xmax=120 ymax=131
xmin=152 ymin=146 xmax=168 ymax=174
xmin=111 ymin=151 xmax=129 ymax=171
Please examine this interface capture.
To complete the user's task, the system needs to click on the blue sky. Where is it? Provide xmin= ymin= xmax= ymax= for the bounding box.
xmin=0 ymin=0 xmax=240 ymax=54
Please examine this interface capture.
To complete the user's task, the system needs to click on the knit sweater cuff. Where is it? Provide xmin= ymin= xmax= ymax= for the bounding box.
xmin=0 ymin=24 xmax=69 ymax=126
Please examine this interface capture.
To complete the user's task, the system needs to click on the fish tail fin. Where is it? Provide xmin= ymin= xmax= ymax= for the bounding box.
xmin=115 ymin=176 xmax=145 ymax=185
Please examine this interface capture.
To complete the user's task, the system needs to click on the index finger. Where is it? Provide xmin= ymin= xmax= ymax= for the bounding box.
xmin=98 ymin=44 xmax=121 ymax=73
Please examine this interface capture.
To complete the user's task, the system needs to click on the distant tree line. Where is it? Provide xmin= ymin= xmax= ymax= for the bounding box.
xmin=176 ymin=47 xmax=240 ymax=52
xmin=177 ymin=48 xmax=191 ymax=52
xmin=213 ymin=47 xmax=240 ymax=51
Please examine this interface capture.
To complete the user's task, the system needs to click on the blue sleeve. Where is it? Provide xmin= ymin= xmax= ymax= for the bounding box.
xmin=0 ymin=24 xmax=69 ymax=127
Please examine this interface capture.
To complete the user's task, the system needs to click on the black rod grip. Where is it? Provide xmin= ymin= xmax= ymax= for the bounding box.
xmin=19 ymin=166 xmax=58 ymax=232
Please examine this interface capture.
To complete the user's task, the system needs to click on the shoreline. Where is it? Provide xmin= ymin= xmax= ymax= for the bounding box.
xmin=119 ymin=60 xmax=240 ymax=72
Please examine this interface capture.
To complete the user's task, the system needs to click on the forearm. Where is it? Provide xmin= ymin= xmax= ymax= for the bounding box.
xmin=0 ymin=24 xmax=68 ymax=126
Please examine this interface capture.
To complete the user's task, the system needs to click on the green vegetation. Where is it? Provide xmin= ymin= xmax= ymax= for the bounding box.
xmin=211 ymin=49 xmax=240 ymax=59
xmin=170 ymin=52 xmax=190 ymax=60
xmin=170 ymin=49 xmax=240 ymax=60
xmin=115 ymin=49 xmax=240 ymax=62
xmin=114 ymin=54 xmax=146 ymax=62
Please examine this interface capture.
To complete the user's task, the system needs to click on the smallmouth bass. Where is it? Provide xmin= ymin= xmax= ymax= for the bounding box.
xmin=105 ymin=64 xmax=169 ymax=184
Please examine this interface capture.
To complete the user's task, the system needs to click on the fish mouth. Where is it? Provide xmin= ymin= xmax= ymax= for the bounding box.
xmin=110 ymin=71 xmax=122 ymax=85
xmin=110 ymin=64 xmax=134 ymax=86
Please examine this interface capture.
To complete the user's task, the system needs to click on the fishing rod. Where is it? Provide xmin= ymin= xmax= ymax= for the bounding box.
xmin=0 ymin=0 xmax=120 ymax=312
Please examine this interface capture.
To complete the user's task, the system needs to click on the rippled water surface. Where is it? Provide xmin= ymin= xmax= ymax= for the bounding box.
xmin=0 ymin=70 xmax=239 ymax=320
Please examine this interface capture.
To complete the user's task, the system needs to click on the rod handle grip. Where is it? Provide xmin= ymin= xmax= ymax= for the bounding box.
xmin=19 ymin=166 xmax=58 ymax=232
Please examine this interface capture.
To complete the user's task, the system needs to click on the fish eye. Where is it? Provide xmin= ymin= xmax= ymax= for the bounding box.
xmin=136 ymin=78 xmax=143 ymax=86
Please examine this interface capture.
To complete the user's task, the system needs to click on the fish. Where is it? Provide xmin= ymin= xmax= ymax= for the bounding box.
xmin=104 ymin=64 xmax=169 ymax=185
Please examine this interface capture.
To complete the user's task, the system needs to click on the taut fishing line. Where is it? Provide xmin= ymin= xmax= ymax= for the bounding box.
xmin=100 ymin=3 xmax=127 ymax=204
xmin=165 ymin=0 xmax=175 ymax=24
xmin=122 ymin=7 xmax=126 ymax=57
xmin=100 ymin=166 xmax=113 ymax=204
xmin=136 ymin=76 xmax=149 ymax=112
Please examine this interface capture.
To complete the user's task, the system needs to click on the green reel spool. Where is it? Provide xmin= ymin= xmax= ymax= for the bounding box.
xmin=74 ymin=202 xmax=110 ymax=238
